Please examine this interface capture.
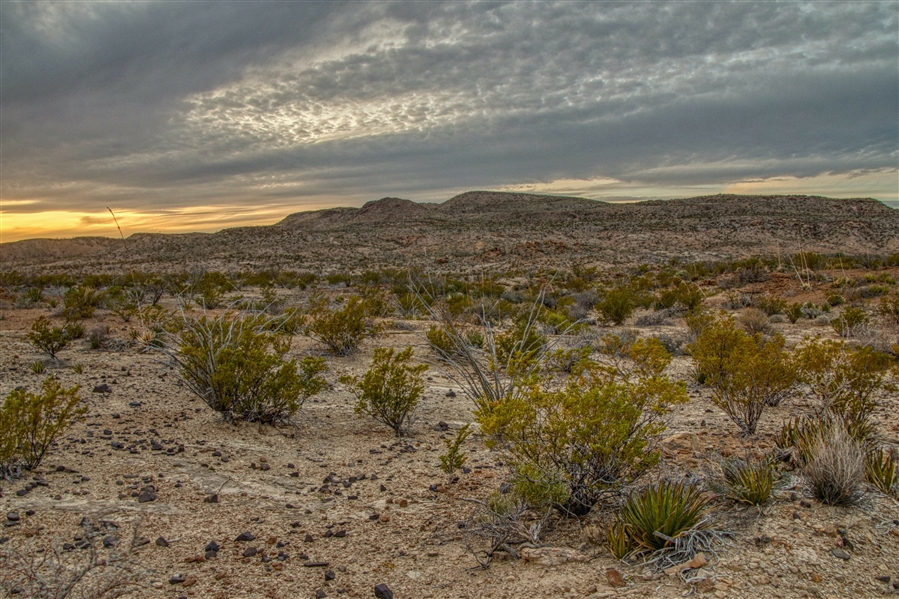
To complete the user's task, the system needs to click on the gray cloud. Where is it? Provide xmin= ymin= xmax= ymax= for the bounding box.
xmin=1 ymin=1 xmax=896 ymax=223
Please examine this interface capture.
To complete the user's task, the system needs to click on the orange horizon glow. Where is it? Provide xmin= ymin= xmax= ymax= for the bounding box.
xmin=2 ymin=172 xmax=896 ymax=244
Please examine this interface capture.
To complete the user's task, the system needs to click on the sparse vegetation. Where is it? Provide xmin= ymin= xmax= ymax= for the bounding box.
xmin=689 ymin=316 xmax=795 ymax=435
xmin=306 ymin=295 xmax=382 ymax=355
xmin=0 ymin=377 xmax=85 ymax=476
xmin=163 ymin=311 xmax=328 ymax=424
xmin=341 ymin=346 xmax=428 ymax=437
xmin=439 ymin=423 xmax=473 ymax=474
xmin=26 ymin=316 xmax=79 ymax=359
xmin=477 ymin=338 xmax=688 ymax=516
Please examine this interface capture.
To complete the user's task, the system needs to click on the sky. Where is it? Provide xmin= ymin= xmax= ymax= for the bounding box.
xmin=1 ymin=1 xmax=897 ymax=243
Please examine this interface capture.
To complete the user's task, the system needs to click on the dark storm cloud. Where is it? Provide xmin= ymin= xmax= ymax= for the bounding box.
xmin=1 ymin=1 xmax=896 ymax=219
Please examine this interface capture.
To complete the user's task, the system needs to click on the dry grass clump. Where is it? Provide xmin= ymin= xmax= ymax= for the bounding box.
xmin=802 ymin=423 xmax=866 ymax=506
xmin=738 ymin=307 xmax=772 ymax=335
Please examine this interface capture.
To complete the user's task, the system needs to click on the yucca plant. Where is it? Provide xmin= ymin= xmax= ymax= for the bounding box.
xmin=619 ymin=480 xmax=711 ymax=552
xmin=606 ymin=517 xmax=632 ymax=560
xmin=720 ymin=457 xmax=777 ymax=505
xmin=866 ymin=448 xmax=898 ymax=495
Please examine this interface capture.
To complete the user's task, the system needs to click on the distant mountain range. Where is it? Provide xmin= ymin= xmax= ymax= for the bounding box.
xmin=3 ymin=192 xmax=897 ymax=273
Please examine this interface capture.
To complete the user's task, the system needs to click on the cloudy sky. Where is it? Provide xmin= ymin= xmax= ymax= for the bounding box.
xmin=1 ymin=1 xmax=897 ymax=242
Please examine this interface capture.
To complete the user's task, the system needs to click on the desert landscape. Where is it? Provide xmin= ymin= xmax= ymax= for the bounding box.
xmin=1 ymin=192 xmax=898 ymax=599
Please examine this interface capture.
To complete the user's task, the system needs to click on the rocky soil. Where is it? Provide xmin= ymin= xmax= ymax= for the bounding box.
xmin=1 ymin=268 xmax=899 ymax=599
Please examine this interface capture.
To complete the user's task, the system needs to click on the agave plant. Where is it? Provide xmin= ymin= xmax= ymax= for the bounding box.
xmin=720 ymin=457 xmax=777 ymax=505
xmin=866 ymin=448 xmax=898 ymax=495
xmin=620 ymin=480 xmax=711 ymax=552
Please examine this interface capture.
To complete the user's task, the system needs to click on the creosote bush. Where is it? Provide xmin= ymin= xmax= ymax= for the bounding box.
xmin=1 ymin=377 xmax=84 ymax=476
xmin=477 ymin=338 xmax=688 ymax=516
xmin=689 ymin=316 xmax=795 ymax=435
xmin=439 ymin=423 xmax=473 ymax=474
xmin=341 ymin=346 xmax=427 ymax=437
xmin=164 ymin=311 xmax=327 ymax=425
xmin=306 ymin=295 xmax=382 ymax=355
xmin=26 ymin=316 xmax=80 ymax=359
xmin=596 ymin=286 xmax=636 ymax=325
xmin=793 ymin=338 xmax=894 ymax=424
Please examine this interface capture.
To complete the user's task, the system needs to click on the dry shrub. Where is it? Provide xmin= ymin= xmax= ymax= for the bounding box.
xmin=738 ymin=308 xmax=772 ymax=335
xmin=803 ymin=423 xmax=866 ymax=505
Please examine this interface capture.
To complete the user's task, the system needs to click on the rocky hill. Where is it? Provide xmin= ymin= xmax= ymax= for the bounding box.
xmin=2 ymin=192 xmax=896 ymax=274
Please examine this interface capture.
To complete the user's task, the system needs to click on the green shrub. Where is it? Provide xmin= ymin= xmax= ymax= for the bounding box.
xmin=439 ymin=423 xmax=473 ymax=474
xmin=597 ymin=286 xmax=636 ymax=325
xmin=30 ymin=361 xmax=45 ymax=374
xmin=618 ymin=480 xmax=711 ymax=553
xmin=794 ymin=338 xmax=894 ymax=423
xmin=826 ymin=292 xmax=845 ymax=306
xmin=306 ymin=295 xmax=382 ymax=356
xmin=878 ymin=293 xmax=899 ymax=325
xmin=1 ymin=377 xmax=85 ymax=475
xmin=106 ymin=286 xmax=141 ymax=322
xmin=26 ymin=316 xmax=79 ymax=359
xmin=477 ymin=338 xmax=688 ymax=516
xmin=341 ymin=346 xmax=427 ymax=437
xmin=165 ymin=311 xmax=327 ymax=424
xmin=61 ymin=285 xmax=104 ymax=320
xmin=654 ymin=282 xmax=703 ymax=312
xmin=785 ymin=303 xmax=804 ymax=324
xmin=831 ymin=306 xmax=869 ymax=338
xmin=495 ymin=319 xmax=547 ymax=364
xmin=756 ymin=295 xmax=787 ymax=316
xmin=689 ymin=316 xmax=795 ymax=435
xmin=720 ymin=457 xmax=777 ymax=505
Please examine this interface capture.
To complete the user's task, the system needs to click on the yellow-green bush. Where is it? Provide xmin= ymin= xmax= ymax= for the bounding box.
xmin=341 ymin=346 xmax=427 ymax=437
xmin=793 ymin=338 xmax=894 ymax=423
xmin=477 ymin=338 xmax=687 ymax=516
xmin=596 ymin=286 xmax=636 ymax=325
xmin=26 ymin=316 xmax=80 ymax=359
xmin=1 ymin=377 xmax=84 ymax=475
xmin=306 ymin=295 xmax=382 ymax=356
xmin=166 ymin=312 xmax=327 ymax=424
xmin=689 ymin=316 xmax=795 ymax=435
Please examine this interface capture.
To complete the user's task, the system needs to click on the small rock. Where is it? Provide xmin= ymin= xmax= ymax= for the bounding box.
xmin=242 ymin=547 xmax=258 ymax=558
xmin=606 ymin=569 xmax=626 ymax=588
xmin=305 ymin=533 xmax=314 ymax=543
xmin=169 ymin=574 xmax=185 ymax=584
xmin=6 ymin=512 xmax=20 ymax=522
xmin=830 ymin=548 xmax=850 ymax=561
xmin=664 ymin=552 xmax=708 ymax=576
xmin=205 ymin=540 xmax=220 ymax=552
xmin=203 ymin=494 xmax=219 ymax=503
xmin=235 ymin=531 xmax=255 ymax=542
xmin=102 ymin=535 xmax=120 ymax=548
xmin=875 ymin=576 xmax=891 ymax=583
xmin=92 ymin=384 xmax=112 ymax=394
xmin=374 ymin=583 xmax=394 ymax=599
xmin=520 ymin=547 xmax=590 ymax=566
xmin=325 ymin=570 xmax=336 ymax=581
xmin=137 ymin=491 xmax=156 ymax=503
xmin=315 ymin=589 xmax=327 ymax=599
